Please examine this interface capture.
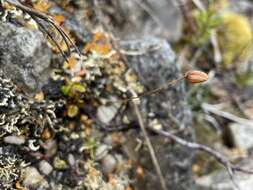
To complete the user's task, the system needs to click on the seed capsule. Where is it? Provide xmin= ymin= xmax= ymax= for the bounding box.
xmin=185 ymin=70 xmax=208 ymax=84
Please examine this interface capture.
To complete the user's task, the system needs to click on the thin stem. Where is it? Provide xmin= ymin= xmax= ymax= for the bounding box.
xmin=133 ymin=101 xmax=168 ymax=190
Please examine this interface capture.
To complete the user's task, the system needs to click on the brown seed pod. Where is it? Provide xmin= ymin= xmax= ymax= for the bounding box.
xmin=185 ymin=70 xmax=208 ymax=84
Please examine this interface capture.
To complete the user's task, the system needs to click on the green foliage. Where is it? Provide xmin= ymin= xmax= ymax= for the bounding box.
xmin=61 ymin=81 xmax=86 ymax=97
xmin=193 ymin=8 xmax=222 ymax=45
xmin=235 ymin=71 xmax=253 ymax=87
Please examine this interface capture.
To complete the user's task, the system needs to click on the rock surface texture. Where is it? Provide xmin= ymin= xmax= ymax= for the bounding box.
xmin=121 ymin=37 xmax=195 ymax=190
xmin=0 ymin=22 xmax=52 ymax=93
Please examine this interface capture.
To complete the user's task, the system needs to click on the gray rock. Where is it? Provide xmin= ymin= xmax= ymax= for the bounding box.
xmin=100 ymin=0 xmax=183 ymax=41
xmin=39 ymin=160 xmax=53 ymax=175
xmin=121 ymin=37 xmax=194 ymax=190
xmin=97 ymin=104 xmax=120 ymax=124
xmin=49 ymin=6 xmax=91 ymax=43
xmin=0 ymin=22 xmax=52 ymax=93
xmin=102 ymin=154 xmax=117 ymax=174
xmin=229 ymin=123 xmax=253 ymax=151
xmin=196 ymin=159 xmax=253 ymax=190
xmin=229 ymin=0 xmax=253 ymax=15
xmin=95 ymin=144 xmax=110 ymax=161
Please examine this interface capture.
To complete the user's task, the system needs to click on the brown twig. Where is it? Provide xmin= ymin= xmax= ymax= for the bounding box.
xmin=148 ymin=127 xmax=253 ymax=190
xmin=174 ymin=0 xmax=197 ymax=33
xmin=133 ymin=100 xmax=168 ymax=190
xmin=118 ymin=76 xmax=185 ymax=104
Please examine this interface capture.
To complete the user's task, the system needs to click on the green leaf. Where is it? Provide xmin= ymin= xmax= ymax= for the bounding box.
xmin=61 ymin=85 xmax=70 ymax=95
xmin=67 ymin=105 xmax=79 ymax=118
xmin=72 ymin=83 xmax=86 ymax=93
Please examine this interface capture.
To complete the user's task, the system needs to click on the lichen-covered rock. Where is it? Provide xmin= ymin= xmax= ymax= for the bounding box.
xmin=0 ymin=73 xmax=60 ymax=144
xmin=0 ymin=22 xmax=52 ymax=93
xmin=120 ymin=37 xmax=195 ymax=190
xmin=0 ymin=146 xmax=25 ymax=189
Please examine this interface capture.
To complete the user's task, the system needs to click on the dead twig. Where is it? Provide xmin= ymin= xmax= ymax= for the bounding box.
xmin=148 ymin=127 xmax=253 ymax=190
xmin=120 ymin=76 xmax=185 ymax=104
xmin=132 ymin=99 xmax=168 ymax=190
xmin=174 ymin=0 xmax=197 ymax=33
xmin=202 ymin=103 xmax=253 ymax=127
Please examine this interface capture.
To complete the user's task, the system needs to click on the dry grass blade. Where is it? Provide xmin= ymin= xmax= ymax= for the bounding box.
xmin=133 ymin=100 xmax=168 ymax=190
xmin=31 ymin=15 xmax=68 ymax=61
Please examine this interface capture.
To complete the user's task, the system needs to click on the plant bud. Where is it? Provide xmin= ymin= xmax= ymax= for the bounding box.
xmin=185 ymin=70 xmax=208 ymax=84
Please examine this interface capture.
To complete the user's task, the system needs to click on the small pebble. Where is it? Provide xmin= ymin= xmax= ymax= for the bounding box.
xmin=23 ymin=167 xmax=48 ymax=188
xmin=68 ymin=154 xmax=75 ymax=166
xmin=3 ymin=135 xmax=25 ymax=145
xmin=39 ymin=160 xmax=53 ymax=175
xmin=95 ymin=144 xmax=110 ymax=161
xmin=97 ymin=105 xmax=119 ymax=124
xmin=102 ymin=154 xmax=117 ymax=174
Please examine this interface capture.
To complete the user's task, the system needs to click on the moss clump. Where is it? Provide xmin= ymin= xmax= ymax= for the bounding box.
xmin=217 ymin=12 xmax=253 ymax=67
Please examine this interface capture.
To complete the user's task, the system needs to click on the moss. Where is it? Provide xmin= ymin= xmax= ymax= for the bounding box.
xmin=217 ymin=12 xmax=253 ymax=67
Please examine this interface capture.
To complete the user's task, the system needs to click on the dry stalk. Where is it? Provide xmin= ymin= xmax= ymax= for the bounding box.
xmin=132 ymin=100 xmax=168 ymax=190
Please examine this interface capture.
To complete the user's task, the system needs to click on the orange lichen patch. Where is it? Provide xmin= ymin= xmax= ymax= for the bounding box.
xmin=15 ymin=181 xmax=26 ymax=190
xmin=84 ymin=32 xmax=113 ymax=55
xmin=33 ymin=0 xmax=51 ymax=12
xmin=63 ymin=56 xmax=77 ymax=69
xmin=41 ymin=127 xmax=52 ymax=140
xmin=108 ymin=174 xmax=117 ymax=186
xmin=53 ymin=14 xmax=65 ymax=25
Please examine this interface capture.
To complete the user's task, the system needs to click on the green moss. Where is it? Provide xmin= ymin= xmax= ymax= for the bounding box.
xmin=217 ymin=12 xmax=253 ymax=67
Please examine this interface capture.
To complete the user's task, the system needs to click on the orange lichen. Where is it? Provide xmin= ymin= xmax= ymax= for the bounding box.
xmin=33 ymin=0 xmax=51 ymax=12
xmin=84 ymin=32 xmax=112 ymax=55
xmin=53 ymin=14 xmax=65 ymax=25
xmin=63 ymin=56 xmax=77 ymax=69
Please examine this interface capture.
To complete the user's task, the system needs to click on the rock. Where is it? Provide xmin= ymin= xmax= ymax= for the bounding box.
xmin=3 ymin=135 xmax=25 ymax=145
xmin=121 ymin=37 xmax=194 ymax=190
xmin=97 ymin=104 xmax=120 ymax=124
xmin=39 ymin=160 xmax=53 ymax=175
xmin=67 ymin=153 xmax=76 ymax=166
xmin=95 ymin=144 xmax=110 ymax=161
xmin=22 ymin=167 xmax=49 ymax=188
xmin=196 ymin=159 xmax=253 ymax=190
xmin=229 ymin=0 xmax=253 ymax=15
xmin=102 ymin=154 xmax=117 ymax=174
xmin=0 ymin=22 xmax=52 ymax=93
xmin=229 ymin=123 xmax=253 ymax=150
xmin=49 ymin=6 xmax=91 ymax=43
xmin=98 ymin=0 xmax=183 ymax=41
